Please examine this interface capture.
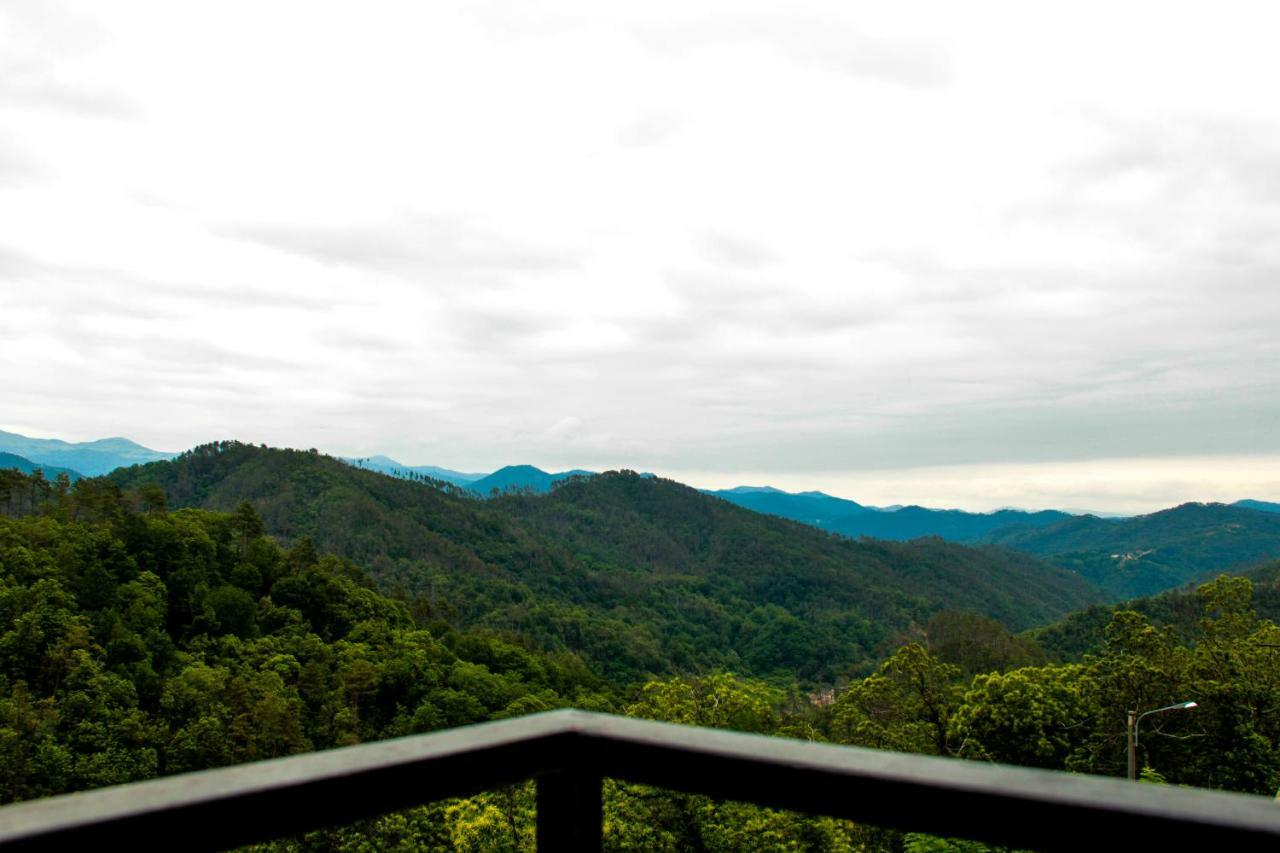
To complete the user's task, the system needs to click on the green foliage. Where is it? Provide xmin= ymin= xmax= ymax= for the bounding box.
xmin=0 ymin=471 xmax=604 ymax=806
xmin=908 ymin=610 xmax=1048 ymax=676
xmin=986 ymin=503 xmax=1280 ymax=600
xmin=609 ymin=672 xmax=867 ymax=851
xmin=111 ymin=444 xmax=1101 ymax=684
xmin=6 ymin=461 xmax=1280 ymax=850
xmin=951 ymin=664 xmax=1093 ymax=768
xmin=626 ymin=671 xmax=783 ymax=733
xmin=1028 ymin=558 xmax=1280 ymax=661
xmin=902 ymin=836 xmax=1026 ymax=853
xmin=831 ymin=644 xmax=960 ymax=755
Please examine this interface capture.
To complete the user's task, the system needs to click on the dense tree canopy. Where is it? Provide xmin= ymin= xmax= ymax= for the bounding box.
xmin=4 ymin=460 xmax=1280 ymax=851
xmin=110 ymin=443 xmax=1101 ymax=683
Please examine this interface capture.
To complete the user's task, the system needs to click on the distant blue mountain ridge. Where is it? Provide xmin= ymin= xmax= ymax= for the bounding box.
xmin=8 ymin=428 xmax=1280 ymax=549
xmin=703 ymin=486 xmax=1076 ymax=541
xmin=340 ymin=458 xmax=593 ymax=494
xmin=336 ymin=459 xmax=1099 ymax=536
xmin=0 ymin=451 xmax=82 ymax=481
xmin=0 ymin=429 xmax=173 ymax=476
xmin=339 ymin=456 xmax=1280 ymax=546
xmin=1234 ymin=499 xmax=1280 ymax=514
xmin=343 ymin=455 xmax=486 ymax=487
xmin=468 ymin=464 xmax=595 ymax=495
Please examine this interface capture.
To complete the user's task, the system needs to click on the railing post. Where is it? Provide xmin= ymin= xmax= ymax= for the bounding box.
xmin=537 ymin=770 xmax=602 ymax=852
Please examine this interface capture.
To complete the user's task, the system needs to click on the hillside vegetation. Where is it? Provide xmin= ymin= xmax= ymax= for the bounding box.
xmin=985 ymin=503 xmax=1280 ymax=599
xmin=4 ymin=465 xmax=1280 ymax=851
xmin=1030 ymin=558 xmax=1280 ymax=660
xmin=111 ymin=442 xmax=1102 ymax=682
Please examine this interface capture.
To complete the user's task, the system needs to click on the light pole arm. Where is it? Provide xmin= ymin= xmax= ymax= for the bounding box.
xmin=1134 ymin=701 xmax=1199 ymax=749
xmin=1128 ymin=701 xmax=1197 ymax=780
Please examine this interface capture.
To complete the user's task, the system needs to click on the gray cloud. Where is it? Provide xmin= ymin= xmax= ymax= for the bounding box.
xmin=5 ymin=2 xmax=1280 ymax=512
xmin=0 ymin=244 xmax=334 ymax=315
xmin=1016 ymin=116 xmax=1280 ymax=235
xmin=471 ymin=5 xmax=951 ymax=88
xmin=629 ymin=12 xmax=951 ymax=88
xmin=647 ymin=377 xmax=1280 ymax=474
xmin=449 ymin=305 xmax=551 ymax=351
xmin=222 ymin=214 xmax=580 ymax=283
xmin=318 ymin=329 xmax=410 ymax=357
xmin=0 ymin=4 xmax=141 ymax=121
xmin=662 ymin=268 xmax=892 ymax=337
xmin=616 ymin=111 xmax=684 ymax=149
xmin=0 ymin=136 xmax=44 ymax=185
xmin=72 ymin=329 xmax=306 ymax=375
xmin=0 ymin=244 xmax=36 ymax=276
xmin=0 ymin=74 xmax=141 ymax=121
xmin=699 ymin=232 xmax=776 ymax=269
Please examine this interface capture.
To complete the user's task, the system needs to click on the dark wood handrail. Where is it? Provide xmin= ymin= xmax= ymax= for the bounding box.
xmin=0 ymin=709 xmax=1277 ymax=851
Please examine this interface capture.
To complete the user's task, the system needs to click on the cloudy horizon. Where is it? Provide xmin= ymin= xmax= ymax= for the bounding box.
xmin=3 ymin=1 xmax=1279 ymax=514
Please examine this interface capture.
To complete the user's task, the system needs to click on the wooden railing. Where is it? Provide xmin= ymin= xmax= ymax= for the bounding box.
xmin=1 ymin=709 xmax=1278 ymax=851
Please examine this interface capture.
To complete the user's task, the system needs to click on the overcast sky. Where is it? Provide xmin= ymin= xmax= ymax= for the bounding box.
xmin=3 ymin=1 xmax=1279 ymax=512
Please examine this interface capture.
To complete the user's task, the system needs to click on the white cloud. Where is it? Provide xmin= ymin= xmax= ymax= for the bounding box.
xmin=2 ymin=0 xmax=1279 ymax=511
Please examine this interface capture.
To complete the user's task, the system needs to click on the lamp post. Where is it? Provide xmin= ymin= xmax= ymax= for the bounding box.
xmin=1128 ymin=701 xmax=1198 ymax=780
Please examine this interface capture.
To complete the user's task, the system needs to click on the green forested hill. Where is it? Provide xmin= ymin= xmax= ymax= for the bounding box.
xmin=0 ymin=482 xmax=603 ymax=807
xmin=983 ymin=503 xmax=1280 ymax=599
xmin=493 ymin=471 xmax=1102 ymax=641
xmin=1029 ymin=559 xmax=1280 ymax=660
xmin=6 ymin=464 xmax=1280 ymax=848
xmin=111 ymin=442 xmax=1102 ymax=681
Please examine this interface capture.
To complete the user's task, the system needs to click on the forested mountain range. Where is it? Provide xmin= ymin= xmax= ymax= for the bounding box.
xmin=10 ymin=427 xmax=1280 ymax=596
xmin=4 ymin=468 xmax=1279 ymax=842
xmin=709 ymin=484 xmax=1280 ymax=601
xmin=706 ymin=485 xmax=1075 ymax=541
xmin=983 ymin=503 xmax=1280 ymax=600
xmin=0 ymin=451 xmax=81 ymax=481
xmin=0 ymin=429 xmax=171 ymax=476
xmin=7 ymin=454 xmax=1280 ymax=848
xmin=109 ymin=442 xmax=1101 ymax=682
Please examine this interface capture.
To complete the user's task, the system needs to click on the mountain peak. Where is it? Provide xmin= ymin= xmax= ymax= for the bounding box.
xmin=469 ymin=465 xmax=595 ymax=496
xmin=0 ymin=429 xmax=172 ymax=476
xmin=491 ymin=464 xmax=550 ymax=476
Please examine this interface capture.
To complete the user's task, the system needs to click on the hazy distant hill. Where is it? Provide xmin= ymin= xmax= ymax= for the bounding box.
xmin=1236 ymin=499 xmax=1280 ymax=514
xmin=832 ymin=505 xmax=1074 ymax=541
xmin=340 ymin=457 xmax=593 ymax=493
xmin=111 ymin=442 xmax=1102 ymax=680
xmin=0 ymin=451 xmax=81 ymax=481
xmin=467 ymin=464 xmax=594 ymax=496
xmin=705 ymin=486 xmax=874 ymax=526
xmin=984 ymin=503 xmax=1280 ymax=600
xmin=343 ymin=455 xmax=485 ymax=487
xmin=709 ymin=484 xmax=1071 ymax=541
xmin=0 ymin=429 xmax=172 ymax=476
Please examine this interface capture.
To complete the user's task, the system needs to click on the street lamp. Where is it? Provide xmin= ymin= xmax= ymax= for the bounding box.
xmin=1127 ymin=701 xmax=1198 ymax=780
